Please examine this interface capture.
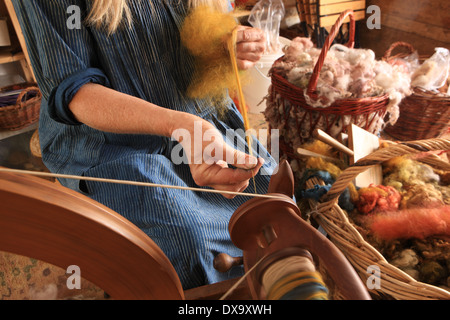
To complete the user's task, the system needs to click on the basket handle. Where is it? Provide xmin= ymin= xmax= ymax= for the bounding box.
xmin=306 ymin=10 xmax=355 ymax=98
xmin=319 ymin=138 xmax=450 ymax=206
xmin=382 ymin=41 xmax=416 ymax=61
xmin=16 ymin=86 xmax=41 ymax=108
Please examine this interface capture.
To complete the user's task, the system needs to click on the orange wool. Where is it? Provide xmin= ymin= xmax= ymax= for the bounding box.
xmin=368 ymin=205 xmax=450 ymax=241
xmin=356 ymin=184 xmax=402 ymax=214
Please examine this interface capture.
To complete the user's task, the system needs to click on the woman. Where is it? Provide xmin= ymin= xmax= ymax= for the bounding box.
xmin=13 ymin=0 xmax=276 ymax=289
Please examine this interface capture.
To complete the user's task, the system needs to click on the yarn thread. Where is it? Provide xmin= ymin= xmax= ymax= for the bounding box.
xmin=262 ymin=256 xmax=329 ymax=300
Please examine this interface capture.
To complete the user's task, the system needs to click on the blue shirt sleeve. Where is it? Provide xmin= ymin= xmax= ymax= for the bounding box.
xmin=48 ymin=68 xmax=110 ymax=125
xmin=12 ymin=0 xmax=110 ymax=125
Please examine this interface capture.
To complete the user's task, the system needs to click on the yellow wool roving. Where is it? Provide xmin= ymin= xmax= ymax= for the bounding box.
xmin=304 ymin=140 xmax=359 ymax=202
xmin=302 ymin=140 xmax=336 ymax=158
xmin=180 ymin=6 xmax=246 ymax=100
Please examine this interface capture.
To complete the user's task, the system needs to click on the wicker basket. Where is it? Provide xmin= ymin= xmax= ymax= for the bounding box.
xmin=307 ymin=138 xmax=450 ymax=300
xmin=382 ymin=42 xmax=450 ymax=141
xmin=0 ymin=86 xmax=41 ymax=131
xmin=266 ymin=10 xmax=390 ymax=159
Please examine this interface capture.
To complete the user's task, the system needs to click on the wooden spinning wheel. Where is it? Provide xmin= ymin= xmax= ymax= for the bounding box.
xmin=228 ymin=161 xmax=371 ymax=300
xmin=0 ymin=161 xmax=371 ymax=300
xmin=0 ymin=170 xmax=184 ymax=300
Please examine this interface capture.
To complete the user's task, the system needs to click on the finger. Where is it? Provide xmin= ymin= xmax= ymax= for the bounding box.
xmin=236 ymin=40 xmax=265 ymax=58
xmin=236 ymin=46 xmax=265 ymax=63
xmin=215 ymin=160 xmax=229 ymax=169
xmin=224 ymin=146 xmax=259 ymax=170
xmin=211 ymin=158 xmax=264 ymax=185
xmin=237 ymin=59 xmax=258 ymax=71
xmin=192 ymin=159 xmax=263 ymax=187
xmin=235 ymin=26 xmax=265 ymax=44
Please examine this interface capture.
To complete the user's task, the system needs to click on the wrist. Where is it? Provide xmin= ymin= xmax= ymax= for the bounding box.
xmin=167 ymin=110 xmax=199 ymax=141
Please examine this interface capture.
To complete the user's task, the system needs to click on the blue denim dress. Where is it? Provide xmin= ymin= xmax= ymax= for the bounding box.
xmin=13 ymin=0 xmax=276 ymax=289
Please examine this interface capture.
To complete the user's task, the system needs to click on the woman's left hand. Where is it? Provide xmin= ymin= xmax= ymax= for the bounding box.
xmin=234 ymin=26 xmax=266 ymax=70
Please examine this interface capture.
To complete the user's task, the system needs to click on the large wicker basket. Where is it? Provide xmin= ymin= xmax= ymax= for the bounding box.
xmin=266 ymin=10 xmax=390 ymax=160
xmin=0 ymin=86 xmax=41 ymax=131
xmin=382 ymin=42 xmax=450 ymax=141
xmin=307 ymin=138 xmax=450 ymax=300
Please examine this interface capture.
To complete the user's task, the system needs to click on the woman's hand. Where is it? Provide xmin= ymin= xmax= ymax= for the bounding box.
xmin=71 ymin=85 xmax=263 ymax=199
xmin=234 ymin=26 xmax=266 ymax=70
xmin=172 ymin=114 xmax=264 ymax=199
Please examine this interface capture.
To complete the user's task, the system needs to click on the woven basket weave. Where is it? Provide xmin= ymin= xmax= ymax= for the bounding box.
xmin=307 ymin=138 xmax=450 ymax=300
xmin=267 ymin=10 xmax=390 ymax=159
xmin=0 ymin=86 xmax=41 ymax=131
xmin=382 ymin=42 xmax=450 ymax=141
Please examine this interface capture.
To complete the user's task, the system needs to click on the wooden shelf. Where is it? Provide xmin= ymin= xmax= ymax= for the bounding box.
xmin=0 ymin=50 xmax=24 ymax=64
xmin=2 ymin=0 xmax=36 ymax=82
xmin=0 ymin=121 xmax=37 ymax=141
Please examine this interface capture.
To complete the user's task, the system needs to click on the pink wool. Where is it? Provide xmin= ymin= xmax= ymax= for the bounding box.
xmin=283 ymin=37 xmax=314 ymax=58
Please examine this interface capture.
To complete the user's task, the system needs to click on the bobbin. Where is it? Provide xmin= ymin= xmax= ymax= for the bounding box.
xmin=253 ymin=247 xmax=314 ymax=288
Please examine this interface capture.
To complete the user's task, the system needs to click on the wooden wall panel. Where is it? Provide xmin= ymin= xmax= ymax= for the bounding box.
xmin=359 ymin=0 xmax=450 ymax=58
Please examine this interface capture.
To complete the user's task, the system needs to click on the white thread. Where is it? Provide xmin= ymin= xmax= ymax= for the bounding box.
xmin=0 ymin=168 xmax=285 ymax=200
xmin=219 ymin=255 xmax=267 ymax=300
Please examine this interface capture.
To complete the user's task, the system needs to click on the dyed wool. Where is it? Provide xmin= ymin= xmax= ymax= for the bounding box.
xmin=383 ymin=156 xmax=440 ymax=190
xmin=180 ymin=6 xmax=242 ymax=100
xmin=306 ymin=157 xmax=342 ymax=180
xmin=368 ymin=205 xmax=450 ymax=241
xmin=302 ymin=140 xmax=336 ymax=158
xmin=356 ymin=184 xmax=402 ymax=214
xmin=266 ymin=272 xmax=329 ymax=300
xmin=304 ymin=155 xmax=358 ymax=204
xmin=382 ymin=156 xmax=447 ymax=209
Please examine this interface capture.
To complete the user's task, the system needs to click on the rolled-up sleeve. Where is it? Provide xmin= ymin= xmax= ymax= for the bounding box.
xmin=12 ymin=0 xmax=109 ymax=125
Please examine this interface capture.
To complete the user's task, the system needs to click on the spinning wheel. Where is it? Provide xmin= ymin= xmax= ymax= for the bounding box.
xmin=0 ymin=161 xmax=371 ymax=300
xmin=0 ymin=170 xmax=184 ymax=300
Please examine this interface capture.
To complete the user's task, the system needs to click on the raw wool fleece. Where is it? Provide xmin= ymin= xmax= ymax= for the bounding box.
xmin=271 ymin=37 xmax=413 ymax=127
xmin=382 ymin=156 xmax=448 ymax=209
xmin=180 ymin=6 xmax=246 ymax=101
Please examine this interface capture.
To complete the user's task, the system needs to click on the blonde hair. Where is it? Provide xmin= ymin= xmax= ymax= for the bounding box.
xmin=87 ymin=0 xmax=229 ymax=34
